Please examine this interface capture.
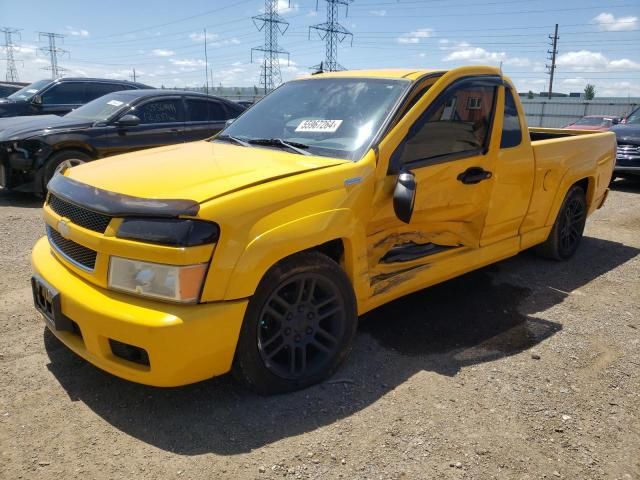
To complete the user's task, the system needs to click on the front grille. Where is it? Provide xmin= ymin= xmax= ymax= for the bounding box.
xmin=617 ymin=144 xmax=640 ymax=155
xmin=47 ymin=226 xmax=97 ymax=271
xmin=48 ymin=195 xmax=111 ymax=233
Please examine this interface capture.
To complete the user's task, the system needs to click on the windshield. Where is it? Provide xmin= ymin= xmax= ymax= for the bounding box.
xmin=7 ymin=79 xmax=51 ymax=101
xmin=626 ymin=109 xmax=640 ymax=125
xmin=574 ymin=117 xmax=610 ymax=127
xmin=219 ymin=77 xmax=410 ymax=160
xmin=65 ymin=92 xmax=131 ymax=122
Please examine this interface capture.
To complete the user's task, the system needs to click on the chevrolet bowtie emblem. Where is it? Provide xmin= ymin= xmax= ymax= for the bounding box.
xmin=57 ymin=219 xmax=71 ymax=239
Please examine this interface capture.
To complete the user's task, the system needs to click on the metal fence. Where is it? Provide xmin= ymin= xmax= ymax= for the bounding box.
xmin=521 ymin=98 xmax=639 ymax=128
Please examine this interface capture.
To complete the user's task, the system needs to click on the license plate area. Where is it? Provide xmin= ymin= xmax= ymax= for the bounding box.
xmin=31 ymin=275 xmax=74 ymax=332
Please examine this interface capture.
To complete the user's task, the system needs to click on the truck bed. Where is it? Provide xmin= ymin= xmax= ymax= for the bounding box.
xmin=523 ymin=127 xmax=616 ymax=234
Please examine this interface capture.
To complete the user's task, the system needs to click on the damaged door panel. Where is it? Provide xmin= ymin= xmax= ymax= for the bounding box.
xmin=366 ymin=78 xmax=504 ymax=297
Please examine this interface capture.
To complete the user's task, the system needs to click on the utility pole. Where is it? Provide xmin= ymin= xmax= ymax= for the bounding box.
xmin=38 ymin=32 xmax=67 ymax=79
xmin=251 ymin=0 xmax=290 ymax=95
xmin=203 ymin=28 xmax=209 ymax=94
xmin=546 ymin=23 xmax=559 ymax=100
xmin=1 ymin=27 xmax=21 ymax=82
xmin=130 ymin=68 xmax=137 ymax=82
xmin=309 ymin=0 xmax=354 ymax=72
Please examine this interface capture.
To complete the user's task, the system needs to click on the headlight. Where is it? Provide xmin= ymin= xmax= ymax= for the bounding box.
xmin=108 ymin=256 xmax=208 ymax=303
xmin=117 ymin=218 xmax=219 ymax=247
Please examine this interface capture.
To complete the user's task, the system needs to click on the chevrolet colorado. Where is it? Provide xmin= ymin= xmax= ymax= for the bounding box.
xmin=31 ymin=66 xmax=616 ymax=394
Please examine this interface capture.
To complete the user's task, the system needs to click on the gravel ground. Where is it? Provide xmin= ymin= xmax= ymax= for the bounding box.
xmin=0 ymin=180 xmax=639 ymax=480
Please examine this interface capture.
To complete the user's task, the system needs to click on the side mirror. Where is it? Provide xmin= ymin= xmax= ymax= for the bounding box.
xmin=115 ymin=114 xmax=140 ymax=127
xmin=393 ymin=171 xmax=416 ymax=224
xmin=32 ymin=94 xmax=43 ymax=106
xmin=224 ymin=118 xmax=236 ymax=128
xmin=611 ymin=118 xmax=620 ymax=125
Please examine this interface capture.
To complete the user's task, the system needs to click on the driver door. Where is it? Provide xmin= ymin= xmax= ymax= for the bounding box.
xmin=366 ymin=76 xmax=505 ymax=299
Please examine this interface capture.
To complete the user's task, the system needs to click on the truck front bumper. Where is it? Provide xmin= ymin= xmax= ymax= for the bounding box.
xmin=31 ymin=237 xmax=247 ymax=387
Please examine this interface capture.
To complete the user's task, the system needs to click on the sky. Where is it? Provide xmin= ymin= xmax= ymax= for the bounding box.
xmin=1 ymin=0 xmax=639 ymax=96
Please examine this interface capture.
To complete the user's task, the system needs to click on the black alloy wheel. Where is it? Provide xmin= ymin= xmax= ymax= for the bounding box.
xmin=557 ymin=194 xmax=586 ymax=257
xmin=233 ymin=251 xmax=357 ymax=394
xmin=257 ymin=273 xmax=345 ymax=380
xmin=536 ymin=185 xmax=587 ymax=260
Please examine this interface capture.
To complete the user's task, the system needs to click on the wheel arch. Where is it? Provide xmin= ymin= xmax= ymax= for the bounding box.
xmin=222 ymin=209 xmax=368 ymax=305
xmin=544 ymin=173 xmax=595 ymax=227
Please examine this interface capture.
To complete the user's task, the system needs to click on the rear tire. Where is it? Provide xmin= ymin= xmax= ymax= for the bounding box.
xmin=42 ymin=150 xmax=91 ymax=191
xmin=535 ymin=185 xmax=587 ymax=260
xmin=233 ymin=251 xmax=358 ymax=395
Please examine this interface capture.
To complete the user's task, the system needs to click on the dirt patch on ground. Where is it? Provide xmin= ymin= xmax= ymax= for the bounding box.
xmin=1 ymin=181 xmax=639 ymax=480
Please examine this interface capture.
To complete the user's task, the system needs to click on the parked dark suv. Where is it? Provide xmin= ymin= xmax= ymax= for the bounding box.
xmin=611 ymin=106 xmax=640 ymax=180
xmin=0 ymin=78 xmax=151 ymax=118
xmin=0 ymin=89 xmax=245 ymax=194
xmin=0 ymin=82 xmax=26 ymax=98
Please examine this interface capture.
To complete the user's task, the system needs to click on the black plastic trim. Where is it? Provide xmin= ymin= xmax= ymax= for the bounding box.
xmin=380 ymin=242 xmax=458 ymax=263
xmin=47 ymin=174 xmax=200 ymax=218
xmin=117 ymin=218 xmax=220 ymax=247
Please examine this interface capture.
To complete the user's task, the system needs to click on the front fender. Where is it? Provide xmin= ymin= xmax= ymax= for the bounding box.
xmin=222 ymin=208 xmax=368 ymax=304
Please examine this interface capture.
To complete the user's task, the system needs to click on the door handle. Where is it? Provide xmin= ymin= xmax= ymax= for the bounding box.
xmin=457 ymin=166 xmax=492 ymax=185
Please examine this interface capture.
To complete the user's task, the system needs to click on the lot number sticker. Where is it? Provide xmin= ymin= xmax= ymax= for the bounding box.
xmin=295 ymin=119 xmax=343 ymax=133
xmin=107 ymin=100 xmax=124 ymax=107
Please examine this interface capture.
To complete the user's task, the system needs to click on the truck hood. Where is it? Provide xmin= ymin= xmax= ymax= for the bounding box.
xmin=0 ymin=115 xmax=92 ymax=141
xmin=66 ymin=140 xmax=348 ymax=204
xmin=611 ymin=124 xmax=640 ymax=144
xmin=0 ymin=98 xmax=30 ymax=118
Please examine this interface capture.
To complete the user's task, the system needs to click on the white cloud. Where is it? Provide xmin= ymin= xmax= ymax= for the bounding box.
xmin=556 ymin=50 xmax=640 ymax=72
xmin=369 ymin=9 xmax=386 ymax=16
xmin=189 ymin=32 xmax=219 ymax=42
xmin=277 ymin=0 xmax=299 ymax=13
xmin=65 ymin=26 xmax=89 ymax=37
xmin=591 ymin=12 xmax=638 ymax=31
xmin=170 ymin=58 xmax=206 ymax=67
xmin=441 ymin=41 xmax=532 ymax=67
xmin=443 ymin=45 xmax=506 ymax=63
xmin=210 ymin=38 xmax=241 ymax=47
xmin=151 ymin=49 xmax=175 ymax=57
xmin=397 ymin=28 xmax=434 ymax=44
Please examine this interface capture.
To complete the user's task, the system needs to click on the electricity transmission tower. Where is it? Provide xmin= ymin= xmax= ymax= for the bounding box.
xmin=309 ymin=0 xmax=354 ymax=72
xmin=251 ymin=0 xmax=290 ymax=95
xmin=546 ymin=24 xmax=559 ymax=100
xmin=38 ymin=32 xmax=68 ymax=79
xmin=1 ymin=27 xmax=22 ymax=82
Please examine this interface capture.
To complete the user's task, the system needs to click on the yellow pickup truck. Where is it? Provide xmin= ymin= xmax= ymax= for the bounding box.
xmin=31 ymin=66 xmax=615 ymax=394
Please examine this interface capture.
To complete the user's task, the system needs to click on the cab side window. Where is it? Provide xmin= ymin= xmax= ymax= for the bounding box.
xmin=500 ymin=88 xmax=522 ymax=148
xmin=84 ymin=83 xmax=128 ymax=103
xmin=135 ymin=99 xmax=183 ymax=124
xmin=398 ymin=84 xmax=497 ymax=165
xmin=185 ymin=98 xmax=227 ymax=122
xmin=41 ymin=83 xmax=85 ymax=105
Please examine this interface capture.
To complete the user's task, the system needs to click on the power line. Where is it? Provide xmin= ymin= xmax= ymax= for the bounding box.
xmin=251 ymin=0 xmax=290 ymax=94
xmin=1 ymin=27 xmax=21 ymax=82
xmin=546 ymin=23 xmax=559 ymax=99
xmin=310 ymin=0 xmax=354 ymax=72
xmin=38 ymin=31 xmax=68 ymax=79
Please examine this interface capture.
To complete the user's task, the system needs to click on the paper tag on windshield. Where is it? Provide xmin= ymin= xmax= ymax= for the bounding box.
xmin=27 ymin=89 xmax=38 ymax=93
xmin=107 ymin=100 xmax=124 ymax=107
xmin=295 ymin=119 xmax=343 ymax=133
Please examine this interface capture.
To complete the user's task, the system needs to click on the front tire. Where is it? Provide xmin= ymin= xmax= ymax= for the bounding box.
xmin=535 ymin=185 xmax=587 ymax=260
xmin=42 ymin=150 xmax=91 ymax=191
xmin=233 ymin=251 xmax=358 ymax=395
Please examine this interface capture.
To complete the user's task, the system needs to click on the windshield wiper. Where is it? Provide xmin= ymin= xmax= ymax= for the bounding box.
xmin=247 ymin=138 xmax=311 ymax=156
xmin=215 ymin=134 xmax=250 ymax=147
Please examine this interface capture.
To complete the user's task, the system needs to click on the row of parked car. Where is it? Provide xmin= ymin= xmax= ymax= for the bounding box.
xmin=0 ymin=77 xmax=246 ymax=195
xmin=563 ymin=113 xmax=640 ymax=181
